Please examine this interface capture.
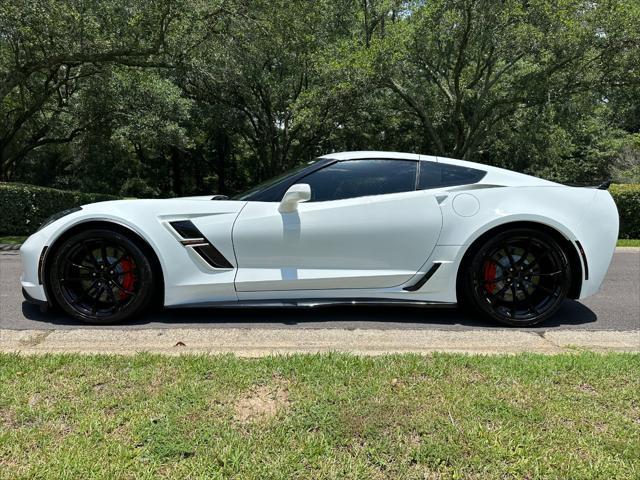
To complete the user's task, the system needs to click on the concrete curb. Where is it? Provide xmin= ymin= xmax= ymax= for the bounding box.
xmin=0 ymin=328 xmax=637 ymax=356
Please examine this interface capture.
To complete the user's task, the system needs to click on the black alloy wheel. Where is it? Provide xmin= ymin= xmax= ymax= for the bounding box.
xmin=462 ymin=228 xmax=572 ymax=326
xmin=48 ymin=228 xmax=155 ymax=324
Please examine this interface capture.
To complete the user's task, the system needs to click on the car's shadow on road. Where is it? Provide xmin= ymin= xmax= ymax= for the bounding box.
xmin=21 ymin=299 xmax=598 ymax=330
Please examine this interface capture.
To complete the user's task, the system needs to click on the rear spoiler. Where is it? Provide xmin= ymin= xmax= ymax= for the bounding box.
xmin=565 ymin=180 xmax=611 ymax=190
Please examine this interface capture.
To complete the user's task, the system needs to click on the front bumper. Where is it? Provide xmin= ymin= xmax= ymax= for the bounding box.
xmin=20 ymin=231 xmax=50 ymax=304
xmin=22 ymin=287 xmax=48 ymax=309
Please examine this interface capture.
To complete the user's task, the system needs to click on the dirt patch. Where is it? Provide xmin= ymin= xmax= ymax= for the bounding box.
xmin=578 ymin=382 xmax=598 ymax=395
xmin=0 ymin=408 xmax=18 ymax=428
xmin=233 ymin=381 xmax=290 ymax=423
xmin=18 ymin=331 xmax=51 ymax=347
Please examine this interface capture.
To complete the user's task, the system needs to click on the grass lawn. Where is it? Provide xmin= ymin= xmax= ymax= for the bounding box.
xmin=0 ymin=236 xmax=26 ymax=245
xmin=0 ymin=353 xmax=638 ymax=479
xmin=618 ymin=239 xmax=640 ymax=247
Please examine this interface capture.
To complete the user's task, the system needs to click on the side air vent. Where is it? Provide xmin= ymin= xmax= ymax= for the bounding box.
xmin=193 ymin=245 xmax=234 ymax=269
xmin=404 ymin=263 xmax=442 ymax=291
xmin=170 ymin=220 xmax=202 ymax=239
xmin=169 ymin=220 xmax=234 ymax=269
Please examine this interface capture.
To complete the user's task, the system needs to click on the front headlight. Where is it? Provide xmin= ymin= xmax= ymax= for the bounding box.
xmin=38 ymin=207 xmax=82 ymax=231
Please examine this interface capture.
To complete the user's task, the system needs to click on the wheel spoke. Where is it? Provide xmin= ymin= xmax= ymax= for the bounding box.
xmin=112 ymin=281 xmax=136 ymax=297
xmin=516 ymin=239 xmax=532 ymax=266
xmin=520 ymin=286 xmax=539 ymax=316
xmin=481 ymin=275 xmax=504 ymax=284
xmin=100 ymin=240 xmax=108 ymax=266
xmin=532 ymin=271 xmax=562 ymax=277
xmin=510 ymin=283 xmax=518 ymax=303
xmin=65 ymin=259 xmax=92 ymax=270
xmin=488 ymin=283 xmax=510 ymax=303
xmin=91 ymin=286 xmax=104 ymax=315
xmin=70 ymin=280 xmax=98 ymax=305
xmin=63 ymin=274 xmax=94 ymax=282
xmin=526 ymin=251 xmax=551 ymax=271
xmin=111 ymin=251 xmax=127 ymax=269
xmin=504 ymin=244 xmax=516 ymax=267
xmin=104 ymin=284 xmax=119 ymax=309
xmin=82 ymin=243 xmax=100 ymax=268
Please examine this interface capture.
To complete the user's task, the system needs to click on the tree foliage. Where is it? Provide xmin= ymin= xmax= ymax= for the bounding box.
xmin=1 ymin=0 xmax=639 ymax=194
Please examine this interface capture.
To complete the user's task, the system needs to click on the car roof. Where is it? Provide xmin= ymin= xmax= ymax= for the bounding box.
xmin=319 ymin=151 xmax=431 ymax=162
xmin=319 ymin=151 xmax=560 ymax=187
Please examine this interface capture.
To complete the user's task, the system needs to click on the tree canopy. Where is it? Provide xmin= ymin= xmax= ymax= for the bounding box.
xmin=1 ymin=0 xmax=639 ymax=196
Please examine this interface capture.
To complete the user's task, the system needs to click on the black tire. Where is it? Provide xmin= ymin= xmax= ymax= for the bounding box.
xmin=48 ymin=228 xmax=155 ymax=324
xmin=460 ymin=228 xmax=571 ymax=327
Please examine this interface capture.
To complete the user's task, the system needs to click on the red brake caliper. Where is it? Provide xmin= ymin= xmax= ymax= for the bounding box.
xmin=118 ymin=258 xmax=136 ymax=300
xmin=483 ymin=261 xmax=497 ymax=294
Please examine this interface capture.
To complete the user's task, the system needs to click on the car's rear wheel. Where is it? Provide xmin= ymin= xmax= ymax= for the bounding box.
xmin=48 ymin=228 xmax=155 ymax=324
xmin=462 ymin=228 xmax=571 ymax=326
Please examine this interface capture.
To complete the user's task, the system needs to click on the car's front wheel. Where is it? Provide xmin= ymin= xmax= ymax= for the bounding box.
xmin=461 ymin=228 xmax=572 ymax=326
xmin=48 ymin=228 xmax=155 ymax=324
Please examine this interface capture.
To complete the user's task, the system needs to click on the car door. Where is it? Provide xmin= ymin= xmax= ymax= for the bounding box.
xmin=232 ymin=159 xmax=443 ymax=292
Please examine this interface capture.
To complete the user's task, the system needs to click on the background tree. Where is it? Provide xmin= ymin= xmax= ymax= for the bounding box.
xmin=1 ymin=0 xmax=638 ymax=194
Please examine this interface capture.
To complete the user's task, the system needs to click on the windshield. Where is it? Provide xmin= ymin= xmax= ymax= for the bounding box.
xmin=232 ymin=159 xmax=319 ymax=200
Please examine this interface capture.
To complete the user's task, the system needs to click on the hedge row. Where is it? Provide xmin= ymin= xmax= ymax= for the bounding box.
xmin=0 ymin=183 xmax=121 ymax=236
xmin=610 ymin=183 xmax=640 ymax=239
xmin=1 ymin=181 xmax=638 ymax=238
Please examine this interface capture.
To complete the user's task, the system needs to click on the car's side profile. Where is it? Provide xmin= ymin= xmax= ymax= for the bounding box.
xmin=20 ymin=151 xmax=619 ymax=326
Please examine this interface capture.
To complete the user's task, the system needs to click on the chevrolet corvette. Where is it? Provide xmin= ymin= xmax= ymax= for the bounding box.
xmin=20 ymin=151 xmax=619 ymax=326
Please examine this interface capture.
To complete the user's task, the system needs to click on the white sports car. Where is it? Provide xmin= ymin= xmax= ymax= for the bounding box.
xmin=20 ymin=151 xmax=619 ymax=326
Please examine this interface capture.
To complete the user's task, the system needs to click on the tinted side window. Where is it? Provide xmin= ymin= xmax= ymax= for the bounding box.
xmin=299 ymin=159 xmax=417 ymax=202
xmin=418 ymin=161 xmax=486 ymax=189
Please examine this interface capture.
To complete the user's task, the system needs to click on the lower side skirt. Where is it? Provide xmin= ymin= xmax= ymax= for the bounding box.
xmin=167 ymin=298 xmax=457 ymax=309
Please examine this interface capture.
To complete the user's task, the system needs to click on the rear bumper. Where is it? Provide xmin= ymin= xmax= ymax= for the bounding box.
xmin=576 ymin=190 xmax=619 ymax=299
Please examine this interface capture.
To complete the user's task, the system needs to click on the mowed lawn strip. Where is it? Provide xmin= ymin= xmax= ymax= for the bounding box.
xmin=0 ymin=353 xmax=638 ymax=479
xmin=617 ymin=239 xmax=640 ymax=247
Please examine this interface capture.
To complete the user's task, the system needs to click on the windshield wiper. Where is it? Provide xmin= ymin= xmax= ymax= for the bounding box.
xmin=211 ymin=194 xmax=229 ymax=200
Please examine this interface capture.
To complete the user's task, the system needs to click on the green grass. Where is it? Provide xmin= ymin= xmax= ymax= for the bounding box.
xmin=617 ymin=239 xmax=640 ymax=247
xmin=1 ymin=353 xmax=638 ymax=479
xmin=0 ymin=236 xmax=26 ymax=244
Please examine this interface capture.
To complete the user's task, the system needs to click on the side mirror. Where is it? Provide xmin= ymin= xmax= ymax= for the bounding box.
xmin=279 ymin=184 xmax=311 ymax=213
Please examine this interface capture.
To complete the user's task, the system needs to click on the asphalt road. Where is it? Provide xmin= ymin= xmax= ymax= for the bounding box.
xmin=1 ymin=250 xmax=638 ymax=331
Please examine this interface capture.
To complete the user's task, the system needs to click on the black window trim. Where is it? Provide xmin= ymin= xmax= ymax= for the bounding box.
xmin=417 ymin=160 xmax=487 ymax=191
xmin=294 ymin=157 xmax=420 ymax=203
xmin=240 ymin=157 xmax=423 ymax=202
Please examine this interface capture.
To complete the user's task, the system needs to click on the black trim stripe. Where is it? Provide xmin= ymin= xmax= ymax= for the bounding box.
xmin=170 ymin=220 xmax=203 ymax=239
xmin=170 ymin=220 xmax=234 ymax=269
xmin=193 ymin=245 xmax=234 ymax=269
xmin=575 ymin=240 xmax=589 ymax=280
xmin=404 ymin=263 xmax=442 ymax=291
xmin=38 ymin=246 xmax=48 ymax=284
xmin=180 ymin=238 xmax=207 ymax=246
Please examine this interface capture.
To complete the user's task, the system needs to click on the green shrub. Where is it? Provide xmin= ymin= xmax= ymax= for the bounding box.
xmin=0 ymin=183 xmax=120 ymax=236
xmin=610 ymin=183 xmax=640 ymax=239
